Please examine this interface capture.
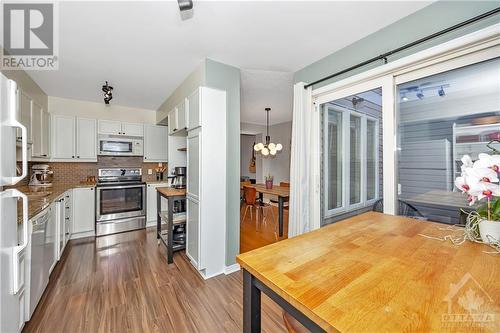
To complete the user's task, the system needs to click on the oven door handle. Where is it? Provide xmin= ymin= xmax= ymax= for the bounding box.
xmin=97 ymin=184 xmax=146 ymax=190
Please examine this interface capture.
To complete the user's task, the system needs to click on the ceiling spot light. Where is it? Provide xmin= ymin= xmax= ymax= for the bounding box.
xmin=401 ymin=93 xmax=409 ymax=102
xmin=438 ymin=86 xmax=445 ymax=97
xmin=417 ymin=90 xmax=424 ymax=100
xmin=102 ymin=81 xmax=113 ymax=104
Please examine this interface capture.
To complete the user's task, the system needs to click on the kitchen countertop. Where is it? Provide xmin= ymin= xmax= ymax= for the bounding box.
xmin=14 ymin=183 xmax=95 ymax=224
xmin=156 ymin=187 xmax=186 ymax=197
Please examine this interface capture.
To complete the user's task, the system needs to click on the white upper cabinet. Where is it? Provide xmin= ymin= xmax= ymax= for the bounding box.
xmin=167 ymin=108 xmax=178 ymax=135
xmin=187 ymin=88 xmax=200 ymax=130
xmin=168 ymin=98 xmax=188 ymax=136
xmin=98 ymin=120 xmax=143 ymax=136
xmin=98 ymin=120 xmax=121 ymax=135
xmin=176 ymin=98 xmax=187 ymax=132
xmin=121 ymin=122 xmax=143 ymax=136
xmin=41 ymin=109 xmax=50 ymax=157
xmin=143 ymin=124 xmax=168 ymax=162
xmin=17 ymin=91 xmax=32 ymax=144
xmin=31 ymin=102 xmax=50 ymax=158
xmin=52 ymin=116 xmax=96 ymax=162
xmin=76 ymin=118 xmax=97 ymax=160
xmin=52 ymin=115 xmax=75 ymax=159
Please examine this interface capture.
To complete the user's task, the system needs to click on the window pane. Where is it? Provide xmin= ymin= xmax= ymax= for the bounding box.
xmin=397 ymin=58 xmax=500 ymax=223
xmin=350 ymin=115 xmax=361 ymax=205
xmin=367 ymin=119 xmax=377 ymax=200
xmin=327 ymin=109 xmax=343 ymax=210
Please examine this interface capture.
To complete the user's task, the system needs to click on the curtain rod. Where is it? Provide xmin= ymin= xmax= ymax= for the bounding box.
xmin=303 ymin=7 xmax=500 ymax=89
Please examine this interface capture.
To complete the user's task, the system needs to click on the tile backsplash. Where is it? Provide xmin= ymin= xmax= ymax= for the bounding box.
xmin=16 ymin=156 xmax=167 ymax=187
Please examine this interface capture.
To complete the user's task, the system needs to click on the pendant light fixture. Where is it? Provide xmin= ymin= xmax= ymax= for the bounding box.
xmin=254 ymin=107 xmax=283 ymax=156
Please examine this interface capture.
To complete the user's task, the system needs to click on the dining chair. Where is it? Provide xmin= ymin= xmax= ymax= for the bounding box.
xmin=259 ymin=200 xmax=278 ymax=240
xmin=241 ymin=186 xmax=260 ymax=224
xmin=270 ymin=181 xmax=290 ymax=210
xmin=372 ymin=199 xmax=426 ymax=219
xmin=240 ymin=181 xmax=251 ymax=207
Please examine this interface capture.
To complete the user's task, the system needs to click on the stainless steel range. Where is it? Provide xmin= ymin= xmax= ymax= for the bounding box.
xmin=96 ymin=168 xmax=146 ymax=236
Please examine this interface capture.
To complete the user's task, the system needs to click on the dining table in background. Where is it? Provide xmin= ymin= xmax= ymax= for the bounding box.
xmin=241 ymin=183 xmax=290 ymax=237
xmin=237 ymin=211 xmax=499 ymax=333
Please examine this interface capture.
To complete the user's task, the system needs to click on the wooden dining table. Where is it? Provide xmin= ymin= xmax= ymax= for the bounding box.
xmin=236 ymin=212 xmax=499 ymax=332
xmin=241 ymin=183 xmax=290 ymax=237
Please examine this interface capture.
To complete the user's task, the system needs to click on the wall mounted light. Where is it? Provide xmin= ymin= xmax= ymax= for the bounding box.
xmin=102 ymin=81 xmax=113 ymax=104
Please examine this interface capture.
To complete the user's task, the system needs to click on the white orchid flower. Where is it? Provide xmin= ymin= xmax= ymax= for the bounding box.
xmin=473 ymin=153 xmax=500 ymax=172
xmin=464 ymin=166 xmax=499 ymax=184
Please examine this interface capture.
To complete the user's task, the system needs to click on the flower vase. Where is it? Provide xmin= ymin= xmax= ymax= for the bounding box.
xmin=478 ymin=219 xmax=500 ymax=244
xmin=265 ymin=180 xmax=273 ymax=189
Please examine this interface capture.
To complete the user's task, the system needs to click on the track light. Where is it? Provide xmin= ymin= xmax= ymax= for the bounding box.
xmin=178 ymin=0 xmax=193 ymax=11
xmin=102 ymin=81 xmax=113 ymax=104
xmin=438 ymin=86 xmax=445 ymax=97
xmin=416 ymin=90 xmax=424 ymax=100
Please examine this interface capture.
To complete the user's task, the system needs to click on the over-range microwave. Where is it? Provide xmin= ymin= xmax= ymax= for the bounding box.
xmin=98 ymin=135 xmax=143 ymax=156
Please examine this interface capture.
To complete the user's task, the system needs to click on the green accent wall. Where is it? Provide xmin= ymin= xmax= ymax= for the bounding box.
xmin=205 ymin=59 xmax=241 ymax=266
xmin=294 ymin=1 xmax=500 ymax=89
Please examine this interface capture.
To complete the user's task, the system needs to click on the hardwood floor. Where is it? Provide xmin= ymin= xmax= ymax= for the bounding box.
xmin=240 ymin=203 xmax=289 ymax=254
xmin=23 ymin=229 xmax=287 ymax=333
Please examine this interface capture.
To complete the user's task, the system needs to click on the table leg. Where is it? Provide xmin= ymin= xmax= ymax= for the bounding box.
xmin=167 ymin=197 xmax=174 ymax=264
xmin=156 ymin=191 xmax=161 ymax=241
xmin=243 ymin=269 xmax=261 ymax=333
xmin=278 ymin=196 xmax=284 ymax=237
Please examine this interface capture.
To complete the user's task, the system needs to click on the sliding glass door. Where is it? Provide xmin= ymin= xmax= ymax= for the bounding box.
xmin=321 ymin=87 xmax=382 ymax=220
xmin=396 ymin=57 xmax=499 ymax=223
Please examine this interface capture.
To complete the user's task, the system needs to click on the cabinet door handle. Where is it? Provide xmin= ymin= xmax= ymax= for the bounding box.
xmin=77 ymin=156 xmax=80 ymax=158
xmin=72 ymin=156 xmax=75 ymax=158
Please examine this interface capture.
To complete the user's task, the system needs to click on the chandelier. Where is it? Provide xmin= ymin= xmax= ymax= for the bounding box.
xmin=254 ymin=108 xmax=283 ymax=156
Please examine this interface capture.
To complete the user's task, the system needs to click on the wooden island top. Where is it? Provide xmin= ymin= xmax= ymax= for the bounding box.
xmin=156 ymin=187 xmax=186 ymax=197
xmin=237 ymin=212 xmax=499 ymax=332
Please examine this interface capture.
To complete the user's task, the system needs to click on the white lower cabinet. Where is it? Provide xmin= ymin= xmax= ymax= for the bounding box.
xmin=146 ymin=183 xmax=169 ymax=226
xmin=71 ymin=187 xmax=95 ymax=238
xmin=54 ymin=190 xmax=72 ymax=260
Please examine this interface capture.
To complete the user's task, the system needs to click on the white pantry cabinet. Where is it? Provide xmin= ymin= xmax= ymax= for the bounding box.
xmin=186 ymin=87 xmax=226 ymax=279
xmin=143 ymin=124 xmax=168 ymax=162
xmin=98 ymin=120 xmax=143 ymax=136
xmin=51 ymin=115 xmax=97 ymax=162
xmin=71 ymin=187 xmax=95 ymax=239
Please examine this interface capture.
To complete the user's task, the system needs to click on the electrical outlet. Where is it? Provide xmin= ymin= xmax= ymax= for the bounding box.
xmin=148 ymin=169 xmax=153 ymax=175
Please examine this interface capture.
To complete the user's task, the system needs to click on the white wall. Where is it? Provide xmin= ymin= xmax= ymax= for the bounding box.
xmin=156 ymin=60 xmax=206 ymax=124
xmin=241 ymin=134 xmax=257 ymax=180
xmin=49 ymin=96 xmax=157 ymax=123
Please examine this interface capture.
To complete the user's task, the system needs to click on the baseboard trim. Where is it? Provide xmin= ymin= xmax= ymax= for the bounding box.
xmin=224 ymin=263 xmax=241 ymax=275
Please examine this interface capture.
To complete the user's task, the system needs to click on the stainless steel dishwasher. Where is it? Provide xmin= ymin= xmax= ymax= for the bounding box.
xmin=29 ymin=210 xmax=50 ymax=316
